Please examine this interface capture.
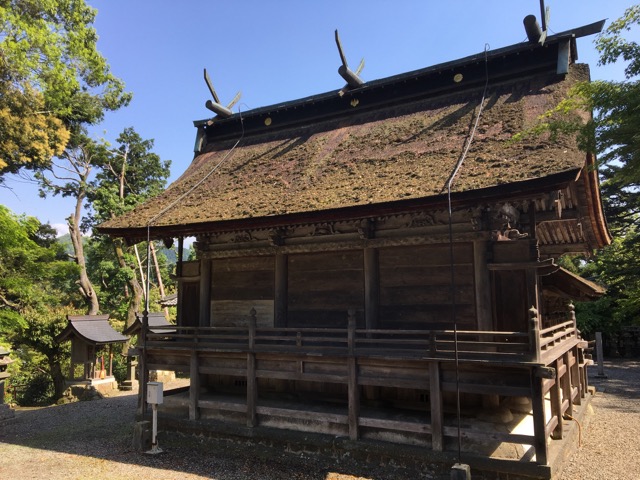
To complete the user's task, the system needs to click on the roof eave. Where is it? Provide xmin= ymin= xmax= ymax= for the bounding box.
xmin=98 ymin=168 xmax=581 ymax=244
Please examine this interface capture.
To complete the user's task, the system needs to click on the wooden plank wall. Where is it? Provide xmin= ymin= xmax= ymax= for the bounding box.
xmin=492 ymin=270 xmax=529 ymax=332
xmin=288 ymin=250 xmax=365 ymax=328
xmin=378 ymin=243 xmax=476 ymax=330
xmin=211 ymin=256 xmax=275 ymax=327
xmin=178 ymin=281 xmax=200 ymax=327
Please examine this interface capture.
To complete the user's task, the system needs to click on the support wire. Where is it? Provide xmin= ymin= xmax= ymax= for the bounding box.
xmin=140 ymin=110 xmax=246 ymax=415
xmin=446 ymin=43 xmax=490 ymax=463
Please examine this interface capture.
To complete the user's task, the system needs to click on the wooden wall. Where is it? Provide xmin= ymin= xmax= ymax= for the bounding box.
xmin=177 ymin=261 xmax=200 ymax=327
xmin=378 ymin=243 xmax=476 ymax=330
xmin=287 ymin=250 xmax=364 ymax=328
xmin=211 ymin=256 xmax=275 ymax=327
xmin=188 ymin=242 xmax=481 ymax=331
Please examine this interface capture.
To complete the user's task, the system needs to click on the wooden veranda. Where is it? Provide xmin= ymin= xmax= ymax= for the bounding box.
xmin=142 ymin=303 xmax=589 ymax=466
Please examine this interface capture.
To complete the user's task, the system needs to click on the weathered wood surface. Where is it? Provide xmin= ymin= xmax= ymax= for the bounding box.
xmin=144 ymin=316 xmax=587 ymax=466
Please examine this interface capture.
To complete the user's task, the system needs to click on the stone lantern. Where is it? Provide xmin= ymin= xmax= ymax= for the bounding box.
xmin=0 ymin=347 xmax=15 ymax=421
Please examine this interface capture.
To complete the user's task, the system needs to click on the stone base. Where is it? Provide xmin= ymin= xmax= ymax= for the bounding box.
xmin=451 ymin=463 xmax=471 ymax=480
xmin=133 ymin=420 xmax=152 ymax=451
xmin=62 ymin=377 xmax=119 ymax=401
xmin=149 ymin=370 xmax=175 ymax=383
xmin=120 ymin=379 xmax=139 ymax=391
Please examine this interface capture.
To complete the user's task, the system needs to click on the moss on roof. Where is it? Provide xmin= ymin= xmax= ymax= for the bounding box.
xmin=101 ymin=64 xmax=590 ymax=231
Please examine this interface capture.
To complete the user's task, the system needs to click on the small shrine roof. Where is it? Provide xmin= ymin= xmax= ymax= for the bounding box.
xmin=56 ymin=315 xmax=129 ymax=345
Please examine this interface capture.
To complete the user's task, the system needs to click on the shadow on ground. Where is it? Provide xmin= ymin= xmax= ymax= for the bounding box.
xmin=0 ymin=391 xmax=442 ymax=480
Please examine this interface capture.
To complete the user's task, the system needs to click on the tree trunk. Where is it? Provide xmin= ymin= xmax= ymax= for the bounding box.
xmin=49 ymin=357 xmax=67 ymax=400
xmin=68 ymin=193 xmax=99 ymax=315
xmin=149 ymin=241 xmax=170 ymax=318
xmin=113 ymin=238 xmax=144 ymax=330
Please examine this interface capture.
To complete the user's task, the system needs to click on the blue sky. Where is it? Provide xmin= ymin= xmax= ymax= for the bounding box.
xmin=1 ymin=0 xmax=637 ymax=234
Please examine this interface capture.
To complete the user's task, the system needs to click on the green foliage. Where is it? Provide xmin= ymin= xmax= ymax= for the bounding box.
xmin=88 ymin=127 xmax=171 ymax=223
xmin=0 ymin=63 xmax=70 ymax=175
xmin=596 ymin=5 xmax=640 ymax=78
xmin=84 ymin=127 xmax=171 ymax=322
xmin=9 ymin=371 xmax=55 ymax=406
xmin=0 ymin=0 xmax=131 ymax=180
xmin=516 ymin=7 xmax=640 ymax=339
xmin=0 ymin=205 xmax=83 ymax=402
xmin=0 ymin=205 xmax=80 ymax=330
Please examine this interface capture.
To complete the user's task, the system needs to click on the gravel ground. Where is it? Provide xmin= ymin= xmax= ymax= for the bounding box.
xmin=1 ymin=360 xmax=638 ymax=480
xmin=558 ymin=359 xmax=640 ymax=480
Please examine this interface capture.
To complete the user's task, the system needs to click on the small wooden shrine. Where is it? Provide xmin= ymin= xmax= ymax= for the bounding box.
xmin=56 ymin=315 xmax=129 ymax=392
xmin=122 ymin=312 xmax=177 ymax=388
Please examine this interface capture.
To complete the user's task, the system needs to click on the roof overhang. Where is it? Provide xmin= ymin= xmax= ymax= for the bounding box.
xmin=541 ymin=266 xmax=605 ymax=301
xmin=56 ymin=315 xmax=129 ymax=345
xmin=99 ymin=169 xmax=582 ymax=245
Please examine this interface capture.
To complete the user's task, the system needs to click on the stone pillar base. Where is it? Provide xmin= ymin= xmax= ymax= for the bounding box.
xmin=120 ymin=379 xmax=139 ymax=391
xmin=133 ymin=420 xmax=152 ymax=451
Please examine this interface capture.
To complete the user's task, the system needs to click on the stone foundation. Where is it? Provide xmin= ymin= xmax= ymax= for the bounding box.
xmin=149 ymin=370 xmax=175 ymax=383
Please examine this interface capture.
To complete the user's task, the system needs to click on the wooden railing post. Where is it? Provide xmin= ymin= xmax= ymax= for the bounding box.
xmin=347 ymin=309 xmax=356 ymax=354
xmin=347 ymin=309 xmax=359 ymax=440
xmin=550 ymin=359 xmax=563 ymax=440
xmin=247 ymin=308 xmax=257 ymax=427
xmin=529 ymin=306 xmax=541 ymax=363
xmin=429 ymin=331 xmax=437 ymax=357
xmin=568 ymin=302 xmax=576 ymax=327
xmin=567 ymin=303 xmax=583 ymax=405
xmin=189 ymin=349 xmax=200 ymax=420
xmin=429 ymin=361 xmax=443 ymax=451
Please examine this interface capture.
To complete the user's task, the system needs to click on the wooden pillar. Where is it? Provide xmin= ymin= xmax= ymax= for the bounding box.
xmin=531 ymin=370 xmax=548 ymax=465
xmin=473 ymin=240 xmax=493 ymax=331
xmin=177 ymin=237 xmax=184 ymax=277
xmin=137 ymin=311 xmax=149 ymax=417
xmin=550 ymin=359 xmax=563 ymax=440
xmin=347 ymin=310 xmax=359 ymax=440
xmin=199 ymin=258 xmax=212 ymax=327
xmin=429 ymin=361 xmax=443 ymax=451
xmin=109 ymin=345 xmax=114 ymax=377
xmin=561 ymin=351 xmax=573 ymax=412
xmin=274 ymin=254 xmax=288 ymax=328
xmin=570 ymin=347 xmax=581 ymax=406
xmin=189 ymin=350 xmax=200 ymax=421
xmin=364 ymin=248 xmax=379 ymax=331
xmin=247 ymin=308 xmax=257 ymax=427
xmin=526 ymin=268 xmax=540 ymax=317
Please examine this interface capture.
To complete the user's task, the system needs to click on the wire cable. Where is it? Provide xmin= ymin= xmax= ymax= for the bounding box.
xmin=138 ymin=110 xmax=245 ymax=417
xmin=446 ymin=43 xmax=491 ymax=463
xmin=143 ymin=109 xmax=246 ymax=313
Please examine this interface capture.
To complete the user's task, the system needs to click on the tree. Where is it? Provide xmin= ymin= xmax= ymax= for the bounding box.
xmin=0 ymin=206 xmax=81 ymax=401
xmin=514 ymin=7 xmax=640 ymax=342
xmin=0 ymin=0 xmax=131 ymax=182
xmin=0 ymin=63 xmax=70 ymax=176
xmin=538 ymin=7 xmax=640 ymax=340
xmin=36 ymin=133 xmax=109 ymax=314
xmin=87 ymin=127 xmax=171 ymax=327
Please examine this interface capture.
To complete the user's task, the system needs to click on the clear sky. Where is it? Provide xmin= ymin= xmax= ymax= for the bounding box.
xmin=1 ymin=0 xmax=637 ymax=234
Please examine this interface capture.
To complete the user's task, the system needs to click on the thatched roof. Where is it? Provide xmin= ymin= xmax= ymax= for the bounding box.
xmin=98 ymin=22 xmax=609 ymax=249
